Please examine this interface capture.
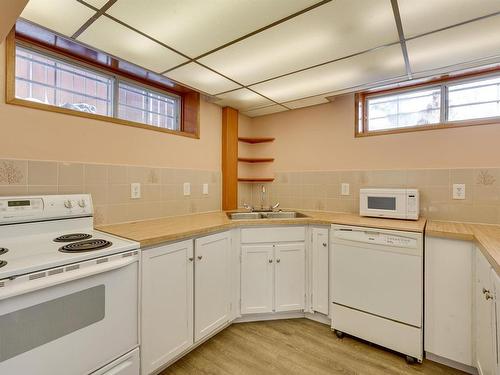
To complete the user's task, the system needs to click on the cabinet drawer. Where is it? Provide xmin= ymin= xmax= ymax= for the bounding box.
xmin=241 ymin=226 xmax=306 ymax=243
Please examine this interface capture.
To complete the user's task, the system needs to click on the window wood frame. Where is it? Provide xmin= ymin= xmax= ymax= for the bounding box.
xmin=5 ymin=26 xmax=200 ymax=139
xmin=355 ymin=66 xmax=500 ymax=137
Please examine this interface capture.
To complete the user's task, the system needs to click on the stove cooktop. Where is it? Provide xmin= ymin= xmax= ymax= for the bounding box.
xmin=59 ymin=239 xmax=113 ymax=253
xmin=54 ymin=233 xmax=92 ymax=242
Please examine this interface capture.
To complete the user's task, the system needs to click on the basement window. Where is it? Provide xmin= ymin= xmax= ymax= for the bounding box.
xmin=12 ymin=44 xmax=181 ymax=132
xmin=356 ymin=70 xmax=500 ymax=136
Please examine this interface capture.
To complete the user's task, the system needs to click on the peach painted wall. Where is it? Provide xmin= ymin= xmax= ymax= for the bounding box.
xmin=0 ymin=41 xmax=222 ymax=170
xmin=0 ymin=1 xmax=27 ymax=43
xmin=249 ymin=94 xmax=500 ymax=171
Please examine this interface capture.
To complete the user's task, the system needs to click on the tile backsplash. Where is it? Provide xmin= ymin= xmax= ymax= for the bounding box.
xmin=0 ymin=159 xmax=221 ymax=225
xmin=239 ymin=169 xmax=500 ymax=224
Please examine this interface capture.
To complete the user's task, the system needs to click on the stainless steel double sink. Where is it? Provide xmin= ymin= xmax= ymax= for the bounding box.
xmin=227 ymin=211 xmax=309 ymax=220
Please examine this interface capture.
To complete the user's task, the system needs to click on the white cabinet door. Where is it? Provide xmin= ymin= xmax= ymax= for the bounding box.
xmin=141 ymin=240 xmax=193 ymax=375
xmin=194 ymin=231 xmax=231 ymax=342
xmin=241 ymin=244 xmax=274 ymax=314
xmin=475 ymin=249 xmax=495 ymax=375
xmin=311 ymin=227 xmax=329 ymax=315
xmin=492 ymin=269 xmax=500 ymax=375
xmin=275 ymin=243 xmax=305 ymax=312
xmin=424 ymin=237 xmax=473 ymax=366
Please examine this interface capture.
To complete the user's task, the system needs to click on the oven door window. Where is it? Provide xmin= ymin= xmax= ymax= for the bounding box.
xmin=0 ymin=285 xmax=105 ymax=362
xmin=367 ymin=196 xmax=396 ymax=211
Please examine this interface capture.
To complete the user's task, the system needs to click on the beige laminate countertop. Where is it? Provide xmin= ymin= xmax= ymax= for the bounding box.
xmin=427 ymin=220 xmax=500 ymax=275
xmin=97 ymin=210 xmax=426 ymax=248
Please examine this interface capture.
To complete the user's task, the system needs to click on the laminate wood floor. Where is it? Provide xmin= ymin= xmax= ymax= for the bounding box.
xmin=160 ymin=319 xmax=466 ymax=375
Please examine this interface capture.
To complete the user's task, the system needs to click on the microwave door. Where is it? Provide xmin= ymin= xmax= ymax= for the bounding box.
xmin=363 ymin=192 xmax=407 ymax=219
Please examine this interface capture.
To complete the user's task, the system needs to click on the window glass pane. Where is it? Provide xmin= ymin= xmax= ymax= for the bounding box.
xmin=367 ymin=88 xmax=441 ymax=131
xmin=448 ymin=76 xmax=500 ymax=121
xmin=118 ymin=83 xmax=180 ymax=131
xmin=15 ymin=46 xmax=113 ymax=116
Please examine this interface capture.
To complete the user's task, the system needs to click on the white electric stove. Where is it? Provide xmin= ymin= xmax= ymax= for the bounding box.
xmin=0 ymin=194 xmax=141 ymax=375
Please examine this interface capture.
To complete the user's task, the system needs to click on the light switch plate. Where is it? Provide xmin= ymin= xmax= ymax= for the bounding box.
xmin=453 ymin=184 xmax=466 ymax=200
xmin=183 ymin=182 xmax=191 ymax=196
xmin=130 ymin=183 xmax=141 ymax=199
xmin=203 ymin=183 xmax=209 ymax=195
xmin=341 ymin=183 xmax=350 ymax=196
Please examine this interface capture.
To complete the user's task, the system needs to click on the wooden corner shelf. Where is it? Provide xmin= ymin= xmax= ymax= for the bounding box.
xmin=238 ymin=178 xmax=275 ymax=183
xmin=238 ymin=137 xmax=275 ymax=144
xmin=238 ymin=157 xmax=274 ymax=163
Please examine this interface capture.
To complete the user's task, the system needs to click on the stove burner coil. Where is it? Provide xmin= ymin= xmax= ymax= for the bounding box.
xmin=0 ymin=261 xmax=7 ymax=268
xmin=0 ymin=248 xmax=8 ymax=255
xmin=54 ymin=233 xmax=92 ymax=242
xmin=59 ymin=239 xmax=112 ymax=253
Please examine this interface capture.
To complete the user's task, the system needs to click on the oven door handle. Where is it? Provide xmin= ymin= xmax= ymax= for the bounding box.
xmin=0 ymin=256 xmax=138 ymax=301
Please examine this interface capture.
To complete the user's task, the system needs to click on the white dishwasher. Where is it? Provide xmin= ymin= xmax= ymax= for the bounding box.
xmin=331 ymin=225 xmax=423 ymax=363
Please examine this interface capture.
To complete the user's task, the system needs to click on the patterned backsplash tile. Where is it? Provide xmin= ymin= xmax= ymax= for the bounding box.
xmin=0 ymin=158 xmax=221 ymax=225
xmin=239 ymin=168 xmax=500 ymax=224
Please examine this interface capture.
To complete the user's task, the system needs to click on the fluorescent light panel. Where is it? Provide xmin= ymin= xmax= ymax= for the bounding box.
xmin=105 ymin=0 xmax=319 ymax=57
xmin=199 ymin=0 xmax=399 ymax=85
xmin=21 ymin=0 xmax=95 ymax=36
xmin=77 ymin=16 xmax=188 ymax=73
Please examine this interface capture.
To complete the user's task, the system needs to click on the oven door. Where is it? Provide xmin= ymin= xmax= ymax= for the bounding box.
xmin=0 ymin=252 xmax=139 ymax=375
xmin=360 ymin=190 xmax=407 ymax=219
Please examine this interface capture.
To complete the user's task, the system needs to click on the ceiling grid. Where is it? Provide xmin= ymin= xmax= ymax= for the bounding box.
xmin=20 ymin=0 xmax=500 ymax=117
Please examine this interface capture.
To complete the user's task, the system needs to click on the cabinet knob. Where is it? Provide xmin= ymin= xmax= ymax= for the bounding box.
xmin=485 ymin=292 xmax=493 ymax=301
xmin=197 ymin=255 xmax=203 ymax=260
xmin=268 ymin=259 xmax=273 ymax=263
xmin=482 ymin=288 xmax=491 ymax=294
xmin=276 ymin=258 xmax=280 ymax=263
xmin=322 ymin=243 xmax=327 ymax=247
xmin=188 ymin=257 xmax=194 ymax=262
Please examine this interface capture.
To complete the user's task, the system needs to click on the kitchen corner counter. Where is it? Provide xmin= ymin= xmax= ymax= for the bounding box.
xmin=427 ymin=220 xmax=500 ymax=275
xmin=97 ymin=210 xmax=426 ymax=248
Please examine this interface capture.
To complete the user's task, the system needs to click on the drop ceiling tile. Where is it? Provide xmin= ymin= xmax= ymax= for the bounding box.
xmin=199 ymin=0 xmax=399 ymax=85
xmin=215 ymin=89 xmax=273 ymax=111
xmin=242 ymin=105 xmax=288 ymax=118
xmin=106 ymin=0 xmax=319 ymax=57
xmin=83 ymin=0 xmax=109 ymax=9
xmin=399 ymin=0 xmax=500 ymax=38
xmin=165 ymin=63 xmax=241 ymax=95
xmin=284 ymin=96 xmax=329 ymax=109
xmin=21 ymin=0 xmax=95 ymax=37
xmin=407 ymin=14 xmax=500 ymax=74
xmin=77 ymin=17 xmax=187 ymax=73
xmin=251 ymin=45 xmax=406 ymax=103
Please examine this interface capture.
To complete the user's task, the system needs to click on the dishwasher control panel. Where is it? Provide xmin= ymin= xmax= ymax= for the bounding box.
xmin=333 ymin=229 xmax=418 ymax=249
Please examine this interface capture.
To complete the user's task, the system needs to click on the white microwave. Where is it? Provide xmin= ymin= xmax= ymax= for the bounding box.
xmin=359 ymin=188 xmax=419 ymax=220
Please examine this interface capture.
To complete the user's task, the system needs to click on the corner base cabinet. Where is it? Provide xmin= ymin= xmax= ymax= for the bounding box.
xmin=240 ymin=226 xmax=306 ymax=315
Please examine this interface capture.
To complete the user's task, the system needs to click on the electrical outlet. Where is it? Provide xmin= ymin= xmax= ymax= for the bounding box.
xmin=183 ymin=182 xmax=191 ymax=196
xmin=453 ymin=184 xmax=466 ymax=200
xmin=130 ymin=183 xmax=141 ymax=199
xmin=341 ymin=183 xmax=350 ymax=196
xmin=203 ymin=183 xmax=209 ymax=195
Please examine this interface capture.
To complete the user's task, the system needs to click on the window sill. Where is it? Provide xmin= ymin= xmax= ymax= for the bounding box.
xmin=6 ymin=97 xmax=200 ymax=139
xmin=355 ymin=117 xmax=500 ymax=138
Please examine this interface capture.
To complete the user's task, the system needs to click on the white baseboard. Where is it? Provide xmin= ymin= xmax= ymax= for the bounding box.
xmin=234 ymin=311 xmax=305 ymax=323
xmin=425 ymin=352 xmax=478 ymax=375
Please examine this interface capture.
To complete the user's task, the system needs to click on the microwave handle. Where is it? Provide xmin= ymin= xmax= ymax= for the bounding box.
xmin=0 ymin=256 xmax=137 ymax=301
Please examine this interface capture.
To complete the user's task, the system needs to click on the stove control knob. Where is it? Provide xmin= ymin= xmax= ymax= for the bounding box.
xmin=64 ymin=200 xmax=73 ymax=209
xmin=78 ymin=199 xmax=86 ymax=208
